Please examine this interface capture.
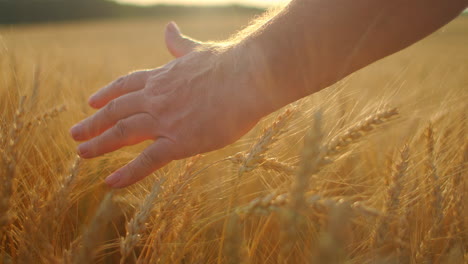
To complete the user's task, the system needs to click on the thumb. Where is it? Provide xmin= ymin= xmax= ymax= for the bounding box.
xmin=165 ymin=21 xmax=201 ymax=58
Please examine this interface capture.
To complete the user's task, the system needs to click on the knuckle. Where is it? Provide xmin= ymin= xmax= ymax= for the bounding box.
xmin=145 ymin=74 xmax=173 ymax=97
xmin=170 ymin=149 xmax=185 ymax=161
xmin=149 ymin=87 xmax=160 ymax=97
xmin=114 ymin=75 xmax=128 ymax=91
xmin=114 ymin=120 xmax=127 ymax=138
xmin=134 ymin=70 xmax=149 ymax=79
xmin=162 ymin=139 xmax=182 ymax=160
xmin=148 ymin=97 xmax=166 ymax=114
xmin=117 ymin=73 xmax=135 ymax=91
xmin=145 ymin=114 xmax=161 ymax=135
xmin=104 ymin=100 xmax=116 ymax=119
xmin=139 ymin=151 xmax=155 ymax=170
xmin=126 ymin=163 xmax=139 ymax=182
xmin=127 ymin=71 xmax=140 ymax=82
xmin=145 ymin=78 xmax=162 ymax=96
xmin=116 ymin=75 xmax=126 ymax=84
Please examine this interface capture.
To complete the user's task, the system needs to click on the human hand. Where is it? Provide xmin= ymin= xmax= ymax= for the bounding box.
xmin=70 ymin=22 xmax=267 ymax=188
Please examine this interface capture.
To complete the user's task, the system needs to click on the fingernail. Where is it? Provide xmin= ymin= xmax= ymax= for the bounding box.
xmin=70 ymin=123 xmax=82 ymax=139
xmin=88 ymin=95 xmax=98 ymax=107
xmin=168 ymin=21 xmax=179 ymax=31
xmin=105 ymin=172 xmax=121 ymax=186
xmin=77 ymin=143 xmax=89 ymax=158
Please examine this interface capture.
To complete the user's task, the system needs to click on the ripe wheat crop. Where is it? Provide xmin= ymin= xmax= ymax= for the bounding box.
xmin=0 ymin=13 xmax=467 ymax=264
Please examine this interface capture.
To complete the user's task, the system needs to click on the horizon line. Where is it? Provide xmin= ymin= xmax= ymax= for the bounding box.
xmin=113 ymin=0 xmax=283 ymax=8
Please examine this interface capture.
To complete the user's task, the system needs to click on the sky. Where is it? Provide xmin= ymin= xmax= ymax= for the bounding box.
xmin=115 ymin=1 xmax=468 ymax=11
xmin=115 ymin=0 xmax=289 ymax=8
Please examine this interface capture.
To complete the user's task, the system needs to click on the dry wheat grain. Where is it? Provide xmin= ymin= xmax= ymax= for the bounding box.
xmin=372 ymin=144 xmax=409 ymax=254
xmin=120 ymin=178 xmax=166 ymax=264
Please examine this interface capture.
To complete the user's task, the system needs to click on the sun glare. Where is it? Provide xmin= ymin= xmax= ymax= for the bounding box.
xmin=115 ymin=0 xmax=289 ymax=7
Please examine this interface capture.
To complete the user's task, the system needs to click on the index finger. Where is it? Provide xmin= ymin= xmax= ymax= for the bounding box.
xmin=88 ymin=70 xmax=153 ymax=109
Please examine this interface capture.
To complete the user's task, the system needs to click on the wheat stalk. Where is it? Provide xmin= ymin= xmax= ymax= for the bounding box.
xmin=0 ymin=96 xmax=26 ymax=234
xmin=144 ymin=156 xmax=201 ymax=262
xmin=415 ymin=123 xmax=444 ymax=263
xmin=372 ymin=144 xmax=409 ymax=251
xmin=312 ymin=200 xmax=352 ymax=263
xmin=439 ymin=142 xmax=467 ymax=257
xmin=233 ymin=108 xmax=295 ymax=175
xmin=70 ymin=191 xmax=116 ymax=264
xmin=219 ymin=108 xmax=295 ymax=263
xmin=223 ymin=213 xmax=246 ymax=264
xmin=279 ymin=110 xmax=324 ymax=263
xmin=290 ymin=110 xmax=324 ymax=212
xmin=120 ymin=177 xmax=166 ymax=264
xmin=425 ymin=123 xmax=443 ymax=223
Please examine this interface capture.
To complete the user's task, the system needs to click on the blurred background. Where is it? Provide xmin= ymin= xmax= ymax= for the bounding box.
xmin=0 ymin=0 xmax=288 ymax=24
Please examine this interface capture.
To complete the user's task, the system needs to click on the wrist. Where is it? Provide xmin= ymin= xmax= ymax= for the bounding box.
xmin=198 ymin=42 xmax=274 ymax=121
xmin=227 ymin=42 xmax=280 ymax=117
xmin=228 ymin=35 xmax=313 ymax=115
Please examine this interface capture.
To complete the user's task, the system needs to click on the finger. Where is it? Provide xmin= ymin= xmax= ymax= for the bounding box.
xmin=71 ymin=91 xmax=144 ymax=141
xmin=77 ymin=113 xmax=157 ymax=159
xmin=165 ymin=21 xmax=200 ymax=58
xmin=105 ymin=138 xmax=175 ymax=188
xmin=88 ymin=70 xmax=152 ymax=109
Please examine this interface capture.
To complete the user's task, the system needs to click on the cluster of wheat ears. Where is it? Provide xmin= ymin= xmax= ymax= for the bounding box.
xmin=0 ymin=83 xmax=466 ymax=263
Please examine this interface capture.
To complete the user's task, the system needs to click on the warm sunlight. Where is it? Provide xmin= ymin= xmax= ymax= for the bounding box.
xmin=115 ymin=0 xmax=289 ymax=7
xmin=1 ymin=0 xmax=467 ymax=262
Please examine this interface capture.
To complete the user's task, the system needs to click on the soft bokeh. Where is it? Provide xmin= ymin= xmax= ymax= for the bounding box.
xmin=0 ymin=5 xmax=466 ymax=264
xmin=115 ymin=0 xmax=288 ymax=7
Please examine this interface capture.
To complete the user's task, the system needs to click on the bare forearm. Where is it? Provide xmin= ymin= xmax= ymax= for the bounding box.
xmin=235 ymin=0 xmax=468 ymax=113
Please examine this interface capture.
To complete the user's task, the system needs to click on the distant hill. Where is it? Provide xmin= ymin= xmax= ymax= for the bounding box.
xmin=0 ymin=0 xmax=263 ymax=24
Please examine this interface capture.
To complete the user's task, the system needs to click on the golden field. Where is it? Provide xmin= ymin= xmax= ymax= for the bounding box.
xmin=0 ymin=12 xmax=467 ymax=264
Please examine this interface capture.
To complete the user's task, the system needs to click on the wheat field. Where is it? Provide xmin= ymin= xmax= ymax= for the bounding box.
xmin=0 ymin=12 xmax=467 ymax=264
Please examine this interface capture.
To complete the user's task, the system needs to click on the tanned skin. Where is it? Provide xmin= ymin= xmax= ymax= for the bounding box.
xmin=70 ymin=0 xmax=468 ymax=188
